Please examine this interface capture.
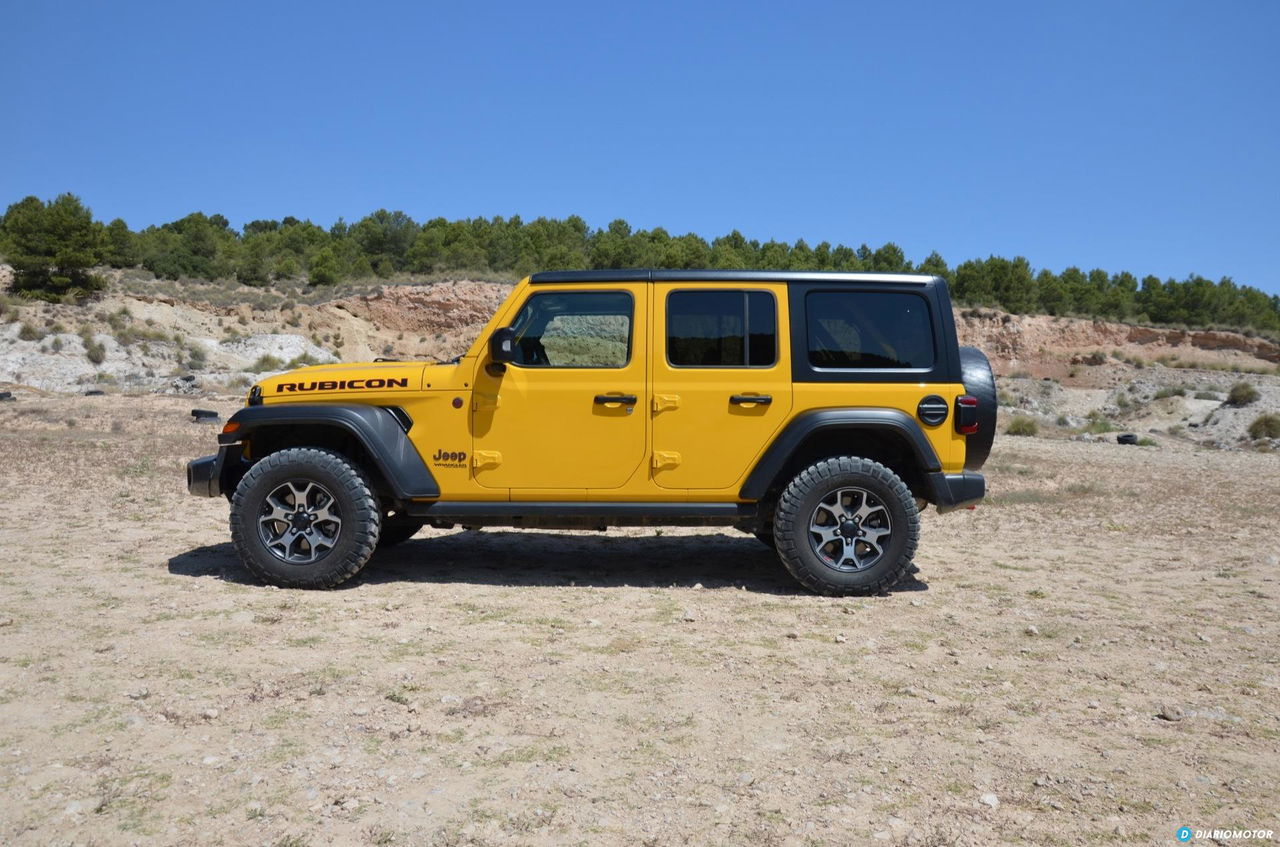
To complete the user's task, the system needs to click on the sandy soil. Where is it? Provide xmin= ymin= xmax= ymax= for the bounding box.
xmin=0 ymin=395 xmax=1277 ymax=846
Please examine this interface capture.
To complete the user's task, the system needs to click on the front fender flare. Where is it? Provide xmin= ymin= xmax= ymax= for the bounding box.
xmin=220 ymin=404 xmax=439 ymax=499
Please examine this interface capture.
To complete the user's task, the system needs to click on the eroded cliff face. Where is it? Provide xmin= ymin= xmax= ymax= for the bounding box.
xmin=955 ymin=309 xmax=1278 ymax=372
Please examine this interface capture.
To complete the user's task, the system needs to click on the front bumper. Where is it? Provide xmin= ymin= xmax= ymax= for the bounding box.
xmin=186 ymin=446 xmax=236 ymax=497
xmin=928 ymin=471 xmax=985 ymax=514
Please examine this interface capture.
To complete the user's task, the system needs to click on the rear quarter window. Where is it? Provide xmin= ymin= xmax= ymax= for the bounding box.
xmin=806 ymin=291 xmax=934 ymax=369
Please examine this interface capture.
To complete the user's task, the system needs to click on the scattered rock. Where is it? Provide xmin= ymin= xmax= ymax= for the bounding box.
xmin=124 ymin=688 xmax=150 ymax=700
xmin=352 ymin=706 xmax=370 ymax=717
xmin=1024 ymin=625 xmax=1039 ymax=636
xmin=834 ymin=633 xmax=847 ymax=643
xmin=0 ymin=617 xmax=13 ymax=627
xmin=785 ymin=631 xmax=799 ymax=639
xmin=202 ymin=755 xmax=220 ymax=766
xmin=1157 ymin=704 xmax=1184 ymax=722
xmin=979 ymin=793 xmax=999 ymax=808
xmin=202 ymin=708 xmax=219 ymax=720
xmin=681 ymin=610 xmax=696 ymax=622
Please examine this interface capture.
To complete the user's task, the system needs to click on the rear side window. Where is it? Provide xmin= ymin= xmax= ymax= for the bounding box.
xmin=667 ymin=290 xmax=776 ymax=367
xmin=806 ymin=291 xmax=934 ymax=369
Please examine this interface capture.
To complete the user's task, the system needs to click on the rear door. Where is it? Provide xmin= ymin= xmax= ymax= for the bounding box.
xmin=650 ymin=282 xmax=792 ymax=490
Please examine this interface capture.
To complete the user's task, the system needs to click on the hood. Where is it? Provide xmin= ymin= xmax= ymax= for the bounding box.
xmin=255 ymin=361 xmax=426 ymax=400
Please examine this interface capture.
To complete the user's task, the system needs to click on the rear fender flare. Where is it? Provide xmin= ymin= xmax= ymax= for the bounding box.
xmin=739 ymin=409 xmax=942 ymax=501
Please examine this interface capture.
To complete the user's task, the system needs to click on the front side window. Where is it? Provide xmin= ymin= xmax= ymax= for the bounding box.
xmin=806 ymin=291 xmax=934 ymax=369
xmin=667 ymin=290 xmax=776 ymax=367
xmin=510 ymin=291 xmax=632 ymax=368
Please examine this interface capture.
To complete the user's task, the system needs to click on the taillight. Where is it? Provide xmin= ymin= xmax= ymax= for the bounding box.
xmin=955 ymin=395 xmax=979 ymax=434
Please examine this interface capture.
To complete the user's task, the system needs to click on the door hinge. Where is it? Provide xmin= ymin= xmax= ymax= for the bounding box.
xmin=652 ymin=450 xmax=682 ymax=469
xmin=472 ymin=450 xmax=502 ymax=469
xmin=472 ymin=393 xmax=500 ymax=411
xmin=652 ymin=393 xmax=680 ymax=413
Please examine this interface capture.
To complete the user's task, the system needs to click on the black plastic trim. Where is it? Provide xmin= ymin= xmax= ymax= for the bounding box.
xmin=927 ymin=471 xmax=985 ymax=514
xmin=530 ymin=269 xmax=940 ymax=285
xmin=405 ymin=501 xmax=755 ymax=520
xmin=917 ymin=395 xmax=949 ymax=426
xmin=219 ymin=404 xmax=440 ymax=499
xmin=738 ymin=409 xmax=943 ymax=500
xmin=186 ymin=452 xmax=222 ymax=497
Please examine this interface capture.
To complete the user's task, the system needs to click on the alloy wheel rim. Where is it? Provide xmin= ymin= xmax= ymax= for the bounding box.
xmin=257 ymin=480 xmax=342 ymax=565
xmin=807 ymin=486 xmax=892 ymax=572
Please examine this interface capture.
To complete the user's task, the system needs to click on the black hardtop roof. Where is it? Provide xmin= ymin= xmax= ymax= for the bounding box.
xmin=528 ymin=269 xmax=940 ymax=285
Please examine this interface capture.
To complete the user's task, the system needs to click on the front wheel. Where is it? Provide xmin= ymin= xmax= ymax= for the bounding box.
xmin=773 ymin=457 xmax=919 ymax=596
xmin=230 ymin=447 xmax=381 ymax=589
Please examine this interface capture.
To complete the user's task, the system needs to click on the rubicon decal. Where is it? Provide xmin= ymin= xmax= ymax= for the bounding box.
xmin=275 ymin=378 xmax=410 ymax=392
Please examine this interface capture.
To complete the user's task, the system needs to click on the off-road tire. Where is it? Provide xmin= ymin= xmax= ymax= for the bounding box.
xmin=773 ymin=457 xmax=919 ymax=596
xmin=230 ymin=447 xmax=381 ymax=589
xmin=377 ymin=520 xmax=426 ymax=549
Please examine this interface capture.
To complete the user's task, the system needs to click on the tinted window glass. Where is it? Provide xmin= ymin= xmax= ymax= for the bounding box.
xmin=806 ymin=291 xmax=934 ymax=369
xmin=668 ymin=290 xmax=776 ymax=367
xmin=511 ymin=291 xmax=632 ymax=368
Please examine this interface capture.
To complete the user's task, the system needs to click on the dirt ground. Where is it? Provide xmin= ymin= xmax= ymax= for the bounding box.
xmin=0 ymin=395 xmax=1277 ymax=846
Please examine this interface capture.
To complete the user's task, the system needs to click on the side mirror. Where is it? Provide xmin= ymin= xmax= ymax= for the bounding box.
xmin=489 ymin=327 xmax=516 ymax=363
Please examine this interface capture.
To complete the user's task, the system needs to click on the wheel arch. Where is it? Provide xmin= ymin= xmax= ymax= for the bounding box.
xmin=221 ymin=404 xmax=439 ymax=502
xmin=739 ymin=409 xmax=942 ymax=505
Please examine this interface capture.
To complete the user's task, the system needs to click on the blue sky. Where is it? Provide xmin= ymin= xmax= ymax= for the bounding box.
xmin=3 ymin=1 xmax=1278 ymax=294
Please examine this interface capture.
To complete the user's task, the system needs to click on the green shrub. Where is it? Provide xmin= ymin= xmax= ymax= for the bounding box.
xmin=249 ymin=354 xmax=284 ymax=372
xmin=1136 ymin=437 xmax=1159 ymax=447
xmin=1081 ymin=410 xmax=1115 ymax=434
xmin=1193 ymin=390 xmax=1218 ymax=400
xmin=1226 ymin=382 xmax=1260 ymax=406
xmin=84 ymin=339 xmax=106 ymax=364
xmin=17 ymin=322 xmax=43 ymax=341
xmin=1006 ymin=416 xmax=1038 ymax=437
xmin=1056 ymin=414 xmax=1069 ymax=427
xmin=1248 ymin=413 xmax=1280 ymax=439
xmin=1153 ymin=386 xmax=1186 ymax=399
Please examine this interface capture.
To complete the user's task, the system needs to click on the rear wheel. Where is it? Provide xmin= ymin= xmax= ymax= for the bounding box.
xmin=230 ymin=447 xmax=381 ymax=589
xmin=773 ymin=457 xmax=919 ymax=595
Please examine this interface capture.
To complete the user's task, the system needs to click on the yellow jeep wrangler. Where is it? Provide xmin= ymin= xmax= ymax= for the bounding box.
xmin=188 ymin=270 xmax=994 ymax=595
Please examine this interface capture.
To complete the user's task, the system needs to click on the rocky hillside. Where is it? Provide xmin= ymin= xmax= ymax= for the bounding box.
xmin=2 ymin=268 xmax=1277 ymax=448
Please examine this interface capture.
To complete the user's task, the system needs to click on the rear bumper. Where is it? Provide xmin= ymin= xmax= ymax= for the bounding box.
xmin=187 ymin=447 xmax=234 ymax=497
xmin=928 ymin=471 xmax=985 ymax=514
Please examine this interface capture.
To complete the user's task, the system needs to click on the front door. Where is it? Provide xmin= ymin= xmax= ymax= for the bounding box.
xmin=472 ymin=285 xmax=647 ymax=490
xmin=651 ymin=282 xmax=792 ymax=490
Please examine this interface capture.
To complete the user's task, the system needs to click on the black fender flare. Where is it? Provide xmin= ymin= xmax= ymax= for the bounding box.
xmin=739 ymin=409 xmax=943 ymax=501
xmin=219 ymin=404 xmax=439 ymax=499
